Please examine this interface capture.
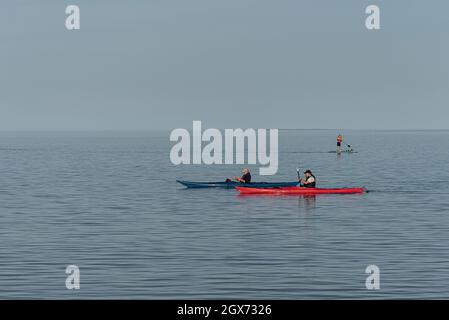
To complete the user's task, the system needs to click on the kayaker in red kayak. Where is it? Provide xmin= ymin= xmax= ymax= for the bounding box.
xmin=232 ymin=168 xmax=251 ymax=183
xmin=299 ymin=169 xmax=316 ymax=188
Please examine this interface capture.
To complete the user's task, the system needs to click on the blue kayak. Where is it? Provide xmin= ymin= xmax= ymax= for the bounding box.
xmin=177 ymin=180 xmax=298 ymax=189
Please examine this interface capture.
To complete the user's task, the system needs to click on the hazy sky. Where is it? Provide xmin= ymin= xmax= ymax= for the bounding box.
xmin=1 ymin=0 xmax=448 ymax=130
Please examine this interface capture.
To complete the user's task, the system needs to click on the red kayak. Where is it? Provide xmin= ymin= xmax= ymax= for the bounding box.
xmin=236 ymin=186 xmax=366 ymax=195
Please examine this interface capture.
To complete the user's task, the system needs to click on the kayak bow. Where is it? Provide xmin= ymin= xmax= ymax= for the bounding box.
xmin=236 ymin=186 xmax=366 ymax=195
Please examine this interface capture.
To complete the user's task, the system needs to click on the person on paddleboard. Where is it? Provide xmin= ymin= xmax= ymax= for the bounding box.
xmin=232 ymin=168 xmax=251 ymax=183
xmin=299 ymin=169 xmax=316 ymax=188
xmin=337 ymin=134 xmax=343 ymax=153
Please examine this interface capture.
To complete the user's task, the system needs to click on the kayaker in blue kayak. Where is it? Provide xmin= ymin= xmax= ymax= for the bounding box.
xmin=231 ymin=168 xmax=251 ymax=183
xmin=299 ymin=169 xmax=316 ymax=188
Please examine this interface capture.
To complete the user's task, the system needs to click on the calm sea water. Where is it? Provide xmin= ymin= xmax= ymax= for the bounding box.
xmin=0 ymin=130 xmax=449 ymax=299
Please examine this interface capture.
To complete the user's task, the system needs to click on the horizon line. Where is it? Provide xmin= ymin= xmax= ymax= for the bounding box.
xmin=1 ymin=128 xmax=449 ymax=132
